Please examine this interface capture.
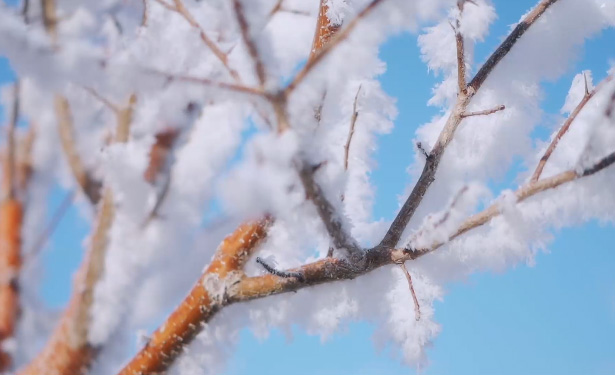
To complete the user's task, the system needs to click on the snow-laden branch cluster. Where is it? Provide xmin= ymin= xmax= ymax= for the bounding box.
xmin=0 ymin=0 xmax=614 ymax=374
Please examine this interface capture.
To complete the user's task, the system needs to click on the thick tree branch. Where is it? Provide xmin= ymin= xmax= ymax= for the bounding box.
xmin=531 ymin=74 xmax=613 ymax=182
xmin=113 ymin=147 xmax=615 ymax=375
xmin=379 ymin=0 xmax=560 ymax=248
xmin=116 ymin=219 xmax=271 ymax=375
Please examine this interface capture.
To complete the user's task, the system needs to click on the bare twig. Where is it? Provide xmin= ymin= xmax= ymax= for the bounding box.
xmin=344 ymin=85 xmax=362 ymax=170
xmin=83 ymin=87 xmax=119 ymax=113
xmin=398 ymin=262 xmax=420 ymax=321
xmin=55 ymin=95 xmax=103 ymax=204
xmin=154 ymin=0 xmax=241 ymax=81
xmin=379 ymin=0 xmax=561 ymax=249
xmin=145 ymin=68 xmax=264 ymax=97
xmin=461 ymin=104 xmax=506 ymax=118
xmin=26 ymin=190 xmax=75 ymax=261
xmin=232 ymin=0 xmax=267 ymax=86
xmin=531 ymin=74 xmax=613 ymax=182
xmin=256 ymin=257 xmax=305 ymax=281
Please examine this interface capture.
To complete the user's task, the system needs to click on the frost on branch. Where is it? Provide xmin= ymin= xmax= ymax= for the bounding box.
xmin=0 ymin=0 xmax=614 ymax=374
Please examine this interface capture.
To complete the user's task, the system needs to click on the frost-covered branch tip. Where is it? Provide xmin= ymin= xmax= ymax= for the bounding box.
xmin=379 ymin=0 xmax=560 ymax=249
xmin=461 ymin=104 xmax=506 ymax=118
xmin=154 ymin=0 xmax=241 ymax=81
xmin=531 ymin=73 xmax=613 ymax=182
xmin=284 ymin=0 xmax=385 ymax=96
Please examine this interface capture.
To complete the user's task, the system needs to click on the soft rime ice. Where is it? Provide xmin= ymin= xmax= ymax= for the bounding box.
xmin=1 ymin=0 xmax=615 ymax=374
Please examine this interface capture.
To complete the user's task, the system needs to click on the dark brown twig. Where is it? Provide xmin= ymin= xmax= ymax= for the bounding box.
xmin=256 ymin=257 xmax=305 ymax=282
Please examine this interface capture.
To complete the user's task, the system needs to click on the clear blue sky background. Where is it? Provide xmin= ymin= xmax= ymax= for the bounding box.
xmin=1 ymin=1 xmax=614 ymax=374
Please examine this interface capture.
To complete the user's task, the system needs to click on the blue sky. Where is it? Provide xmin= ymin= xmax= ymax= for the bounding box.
xmin=1 ymin=0 xmax=614 ymax=374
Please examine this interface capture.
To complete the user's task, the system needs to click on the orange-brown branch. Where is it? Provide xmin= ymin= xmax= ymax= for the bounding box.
xmin=0 ymin=200 xmax=23 ymax=371
xmin=116 ymin=218 xmax=271 ymax=375
xmin=309 ymin=0 xmax=340 ymax=62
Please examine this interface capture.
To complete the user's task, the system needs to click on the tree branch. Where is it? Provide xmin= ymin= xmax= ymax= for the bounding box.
xmin=55 ymin=96 xmax=103 ymax=205
xmin=531 ymin=73 xmax=613 ymax=182
xmin=378 ymin=0 xmax=560 ymax=248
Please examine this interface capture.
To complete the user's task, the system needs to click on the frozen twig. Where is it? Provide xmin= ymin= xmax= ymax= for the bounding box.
xmin=531 ymin=74 xmax=614 ymax=181
xmin=344 ymin=85 xmax=362 ymax=170
xmin=297 ymin=161 xmax=362 ymax=259
xmin=145 ymin=68 xmax=265 ymax=97
xmin=55 ymin=96 xmax=103 ymax=204
xmin=232 ymin=0 xmax=267 ymax=86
